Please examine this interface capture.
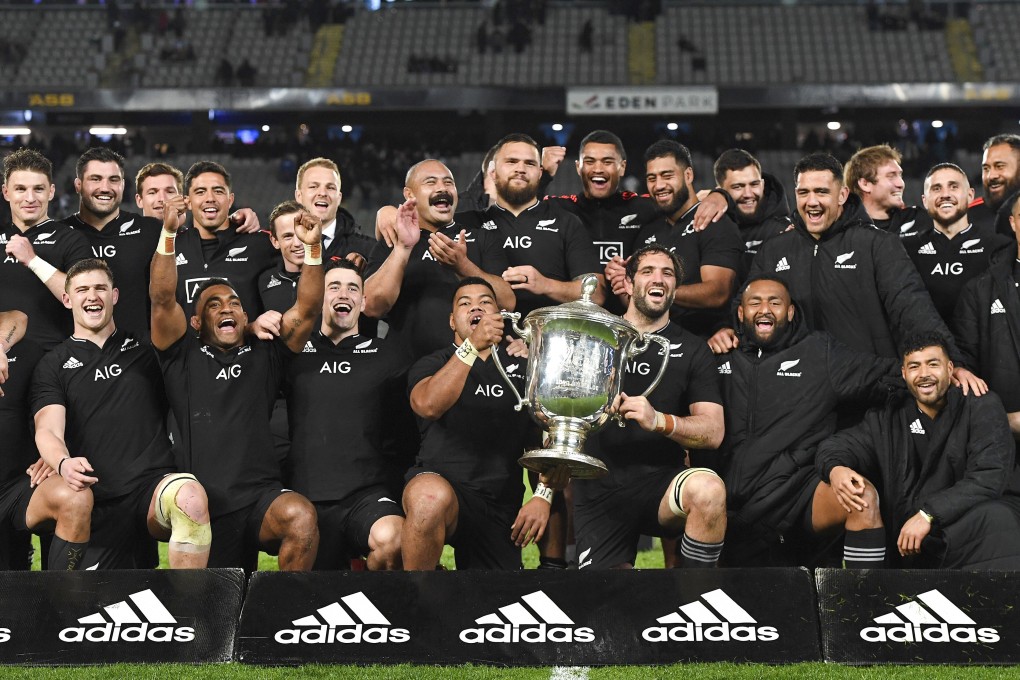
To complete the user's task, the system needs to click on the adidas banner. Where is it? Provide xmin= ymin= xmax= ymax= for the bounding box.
xmin=236 ymin=568 xmax=820 ymax=665
xmin=0 ymin=569 xmax=244 ymax=665
xmin=817 ymin=569 xmax=1020 ymax=664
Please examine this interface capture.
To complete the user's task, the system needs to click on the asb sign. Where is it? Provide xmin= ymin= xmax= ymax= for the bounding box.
xmin=237 ymin=568 xmax=819 ymax=665
xmin=817 ymin=569 xmax=1020 ymax=664
xmin=0 ymin=569 xmax=244 ymax=665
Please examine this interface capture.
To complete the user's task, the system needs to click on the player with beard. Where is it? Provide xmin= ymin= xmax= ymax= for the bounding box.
xmin=1 ymin=149 xmax=92 ymax=349
xmin=973 ymin=134 xmax=1020 ymax=239
xmin=572 ymin=245 xmax=727 ymax=570
xmin=32 ymin=259 xmax=212 ymax=569
xmin=817 ymin=333 xmax=1020 ymax=569
xmin=363 ymin=159 xmax=514 ymax=359
xmin=708 ymin=153 xmax=984 ymax=400
xmin=62 ymin=148 xmax=162 ymax=337
xmin=401 ymin=278 xmax=559 ymax=570
xmin=718 ymin=276 xmax=899 ymax=567
xmin=844 ymin=144 xmax=933 ymax=238
xmin=284 ymin=260 xmax=414 ymax=571
xmin=150 ymin=195 xmax=323 ymax=570
xmin=170 ymin=161 xmax=276 ymax=318
xmin=0 ymin=309 xmax=93 ymax=571
xmin=710 ymin=149 xmax=793 ymax=278
xmin=621 ymin=140 xmax=741 ymax=339
xmin=485 ymin=133 xmax=605 ymax=317
xmin=903 ymin=163 xmax=1012 ymax=322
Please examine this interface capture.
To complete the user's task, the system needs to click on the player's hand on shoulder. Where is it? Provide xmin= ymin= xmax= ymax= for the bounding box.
xmin=248 ymin=310 xmax=283 ymax=340
xmin=230 ymin=207 xmax=261 ymax=233
xmin=707 ymin=328 xmax=739 ymax=354
xmin=505 ymin=334 xmax=528 ymax=359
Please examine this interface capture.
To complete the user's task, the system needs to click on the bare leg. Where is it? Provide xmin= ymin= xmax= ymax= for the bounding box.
xmin=366 ymin=515 xmax=403 ymax=571
xmin=401 ymin=474 xmax=458 ymax=571
xmin=259 ymin=493 xmax=319 ymax=571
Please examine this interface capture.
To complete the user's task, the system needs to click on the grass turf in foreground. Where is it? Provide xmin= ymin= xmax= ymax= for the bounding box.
xmin=0 ymin=663 xmax=1018 ymax=680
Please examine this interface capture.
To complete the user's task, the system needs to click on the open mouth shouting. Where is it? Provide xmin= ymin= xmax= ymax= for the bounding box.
xmin=82 ymin=303 xmax=104 ymax=321
xmin=753 ymin=313 xmax=776 ymax=335
xmin=429 ymin=191 xmax=454 ymax=215
xmin=914 ymin=377 xmax=939 ymax=399
xmin=468 ymin=311 xmax=484 ymax=330
xmin=332 ymin=299 xmax=353 ymax=319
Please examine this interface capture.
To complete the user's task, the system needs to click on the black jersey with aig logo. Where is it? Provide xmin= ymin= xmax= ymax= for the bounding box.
xmin=30 ymin=331 xmax=175 ymax=501
xmin=408 ymin=344 xmax=534 ymax=506
xmin=486 ymin=201 xmax=602 ymax=317
xmin=0 ymin=220 xmax=93 ymax=349
xmin=581 ymin=322 xmax=721 ymax=485
xmin=284 ymin=332 xmax=414 ymax=502
xmin=64 ymin=211 xmax=162 ymax=337
xmin=157 ymin=334 xmax=292 ymax=517
xmin=0 ymin=340 xmax=45 ymax=484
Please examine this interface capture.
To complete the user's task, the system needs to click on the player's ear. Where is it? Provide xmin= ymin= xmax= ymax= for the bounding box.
xmin=786 ymin=303 xmax=795 ymax=322
xmin=189 ymin=315 xmax=201 ymax=332
xmin=737 ymin=305 xmax=744 ymax=323
xmin=449 ymin=312 xmax=455 ymax=332
xmin=61 ymin=292 xmax=72 ymax=310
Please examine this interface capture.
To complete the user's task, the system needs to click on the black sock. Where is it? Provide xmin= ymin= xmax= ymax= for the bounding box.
xmin=843 ymin=528 xmax=886 ymax=568
xmin=48 ymin=535 xmax=89 ymax=571
xmin=538 ymin=556 xmax=568 ymax=570
xmin=680 ymin=533 xmax=723 ymax=568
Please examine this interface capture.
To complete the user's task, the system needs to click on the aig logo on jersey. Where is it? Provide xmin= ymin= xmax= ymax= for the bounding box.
xmin=59 ymin=589 xmax=195 ymax=643
xmin=859 ymin=590 xmax=998 ymax=644
xmin=596 ymin=241 xmax=623 ymax=264
xmin=459 ymin=591 xmax=594 ymax=644
xmin=642 ymin=589 xmax=778 ymax=643
xmin=274 ymin=592 xmax=408 ymax=645
xmin=503 ymin=235 xmax=532 ymax=249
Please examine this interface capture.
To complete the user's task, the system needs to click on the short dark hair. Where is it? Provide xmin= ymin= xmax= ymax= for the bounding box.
xmin=625 ymin=244 xmax=683 ymax=282
xmin=713 ymin=149 xmax=761 ymax=186
xmin=135 ymin=162 xmax=183 ymax=195
xmin=75 ymin=147 xmax=125 ymax=180
xmin=493 ymin=133 xmax=541 ymax=159
xmin=739 ymin=274 xmax=791 ymax=302
xmin=325 ymin=257 xmax=364 ymax=283
xmin=453 ymin=276 xmax=497 ymax=302
xmin=924 ymin=162 xmax=967 ymax=183
xmin=185 ymin=160 xmax=231 ymax=193
xmin=268 ymin=200 xmax=304 ymax=237
xmin=644 ymin=139 xmax=692 ymax=170
xmin=193 ymin=278 xmax=236 ymax=307
xmin=579 ymin=130 xmax=626 ymax=162
xmin=983 ymin=134 xmax=1020 ymax=153
xmin=3 ymin=148 xmax=52 ymax=184
xmin=65 ymin=258 xmax=115 ymax=292
xmin=899 ymin=331 xmax=952 ymax=361
xmin=794 ymin=153 xmax=843 ymax=186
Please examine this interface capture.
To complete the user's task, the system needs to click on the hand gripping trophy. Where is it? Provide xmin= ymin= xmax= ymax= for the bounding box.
xmin=493 ymin=275 xmax=670 ymax=478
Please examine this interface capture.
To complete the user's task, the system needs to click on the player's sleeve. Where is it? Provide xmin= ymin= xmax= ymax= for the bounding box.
xmin=815 ymin=414 xmax=880 ymax=484
xmin=407 ymin=348 xmax=450 ymax=397
xmin=56 ymin=225 xmax=94 ymax=269
xmin=826 ymin=334 xmax=901 ymax=403
xmin=697 ymin=217 xmax=742 ymax=271
xmin=29 ymin=352 xmax=66 ymax=414
xmin=477 ymin=228 xmax=511 ymax=275
xmin=683 ymin=339 xmax=723 ymax=407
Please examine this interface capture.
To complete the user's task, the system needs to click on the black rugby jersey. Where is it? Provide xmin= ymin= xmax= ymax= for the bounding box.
xmin=0 ymin=339 xmax=44 ymax=483
xmin=157 ymin=334 xmax=292 ymax=517
xmin=64 ymin=210 xmax=161 ymax=336
xmin=409 ymin=344 xmax=533 ymax=506
xmin=31 ymin=331 xmax=175 ymax=501
xmin=284 ymin=332 xmax=414 ymax=502
xmin=0 ymin=220 xmax=92 ymax=349
xmin=545 ymin=192 xmax=659 ymax=265
xmin=258 ymin=267 xmax=300 ymax=315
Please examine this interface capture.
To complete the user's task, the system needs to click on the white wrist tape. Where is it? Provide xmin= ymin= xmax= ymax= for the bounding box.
xmin=157 ymin=228 xmax=176 ymax=256
xmin=27 ymin=256 xmax=57 ymax=283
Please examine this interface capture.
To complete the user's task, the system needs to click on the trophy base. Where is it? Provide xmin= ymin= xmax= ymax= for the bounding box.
xmin=518 ymin=449 xmax=609 ymax=479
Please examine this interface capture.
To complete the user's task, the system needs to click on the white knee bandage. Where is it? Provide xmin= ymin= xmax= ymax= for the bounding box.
xmin=668 ymin=467 xmax=720 ymax=518
xmin=156 ymin=473 xmax=211 ymax=551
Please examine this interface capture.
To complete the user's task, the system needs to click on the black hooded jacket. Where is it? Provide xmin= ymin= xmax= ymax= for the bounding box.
xmin=718 ymin=301 xmax=899 ymax=533
xmin=746 ymin=193 xmax=961 ymax=361
xmin=728 ymin=172 xmax=793 ymax=279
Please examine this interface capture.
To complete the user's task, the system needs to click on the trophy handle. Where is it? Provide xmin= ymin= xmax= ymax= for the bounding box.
xmin=501 ymin=310 xmax=530 ymax=342
xmin=491 ymin=320 xmax=530 ymax=409
xmin=637 ymin=332 xmax=671 ymax=399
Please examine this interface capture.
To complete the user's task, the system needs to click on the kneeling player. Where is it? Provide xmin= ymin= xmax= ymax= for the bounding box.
xmin=284 ymin=260 xmax=414 ymax=570
xmin=32 ymin=260 xmax=211 ymax=568
xmin=150 ymin=196 xmax=323 ymax=570
xmin=574 ymin=246 xmax=727 ymax=569
xmin=401 ymin=278 xmax=559 ymax=570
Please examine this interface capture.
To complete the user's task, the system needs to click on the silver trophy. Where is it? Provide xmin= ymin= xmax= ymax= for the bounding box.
xmin=492 ymin=275 xmax=670 ymax=479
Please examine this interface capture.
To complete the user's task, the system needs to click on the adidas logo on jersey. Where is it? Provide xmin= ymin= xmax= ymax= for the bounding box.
xmin=644 ymin=235 xmax=657 ymax=244
xmin=775 ymin=257 xmax=790 ymax=272
xmin=717 ymin=361 xmax=732 ymax=374
xmin=302 ymin=341 xmax=316 ymax=353
xmin=917 ymin=242 xmax=936 ymax=255
xmin=275 ymin=591 xmax=408 ymax=644
xmin=776 ymin=359 xmax=801 ymax=376
xmin=62 ymin=356 xmax=84 ymax=369
xmin=175 ymin=253 xmax=188 ymax=266
xmin=642 ymin=588 xmax=778 ymax=643
xmin=991 ymin=299 xmax=1006 ymax=315
xmin=59 ymin=589 xmax=194 ymax=643
xmin=460 ymin=591 xmax=594 ymax=644
xmin=860 ymin=589 xmax=998 ymax=643
xmin=225 ymin=246 xmax=248 ymax=262
xmin=835 ymin=251 xmax=856 ymax=269
xmin=267 ymin=276 xmax=282 ymax=288
xmin=118 ymin=219 xmax=140 ymax=236
xmin=481 ymin=220 xmax=497 ymax=230
xmin=0 ymin=234 xmax=7 ymax=244
xmin=909 ymin=418 xmax=925 ymax=435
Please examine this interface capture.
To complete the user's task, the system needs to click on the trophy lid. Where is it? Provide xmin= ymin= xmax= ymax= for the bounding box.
xmin=523 ymin=274 xmax=639 ymax=337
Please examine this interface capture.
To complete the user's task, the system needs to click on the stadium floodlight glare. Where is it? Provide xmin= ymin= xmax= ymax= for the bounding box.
xmin=341 ymin=124 xmax=353 ymax=133
xmin=0 ymin=127 xmax=31 ymax=136
xmin=89 ymin=126 xmax=127 ymax=135
xmin=826 ymin=121 xmax=841 ymax=131
xmin=931 ymin=120 xmax=944 ymax=129
xmin=551 ymin=123 xmax=563 ymax=132
xmin=262 ymin=124 xmax=270 ymax=132
xmin=666 ymin=123 xmax=679 ymax=131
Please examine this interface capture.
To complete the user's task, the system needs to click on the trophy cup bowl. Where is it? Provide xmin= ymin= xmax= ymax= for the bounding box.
xmin=492 ymin=275 xmax=670 ymax=479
